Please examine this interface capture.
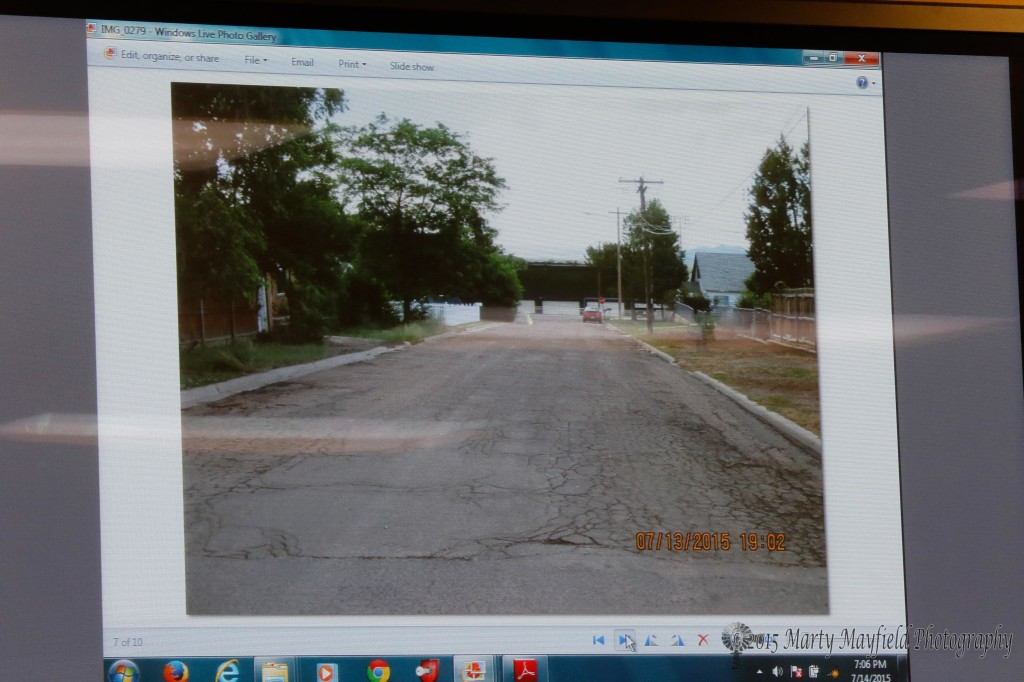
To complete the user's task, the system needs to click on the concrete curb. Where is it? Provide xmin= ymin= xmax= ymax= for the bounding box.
xmin=421 ymin=331 xmax=459 ymax=344
xmin=607 ymin=323 xmax=822 ymax=456
xmin=180 ymin=322 xmax=505 ymax=409
xmin=181 ymin=346 xmax=398 ymax=408
xmin=464 ymin=322 xmax=503 ymax=333
xmin=421 ymin=321 xmax=502 ymax=344
xmin=606 ymin=323 xmax=677 ymax=363
xmin=691 ymin=371 xmax=822 ymax=456
xmin=635 ymin=338 xmax=677 ymax=364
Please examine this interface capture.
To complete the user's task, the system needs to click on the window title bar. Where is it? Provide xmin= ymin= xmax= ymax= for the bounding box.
xmin=85 ymin=20 xmax=879 ymax=68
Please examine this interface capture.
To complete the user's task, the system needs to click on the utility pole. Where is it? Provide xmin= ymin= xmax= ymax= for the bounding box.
xmin=621 ymin=176 xmax=663 ymax=212
xmin=610 ymin=208 xmax=624 ymax=321
xmin=621 ymin=177 xmax=664 ymax=333
xmin=582 ymin=209 xmax=626 ymax=320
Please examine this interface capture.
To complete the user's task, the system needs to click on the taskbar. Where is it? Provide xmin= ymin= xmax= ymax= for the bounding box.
xmin=106 ymin=653 xmax=908 ymax=681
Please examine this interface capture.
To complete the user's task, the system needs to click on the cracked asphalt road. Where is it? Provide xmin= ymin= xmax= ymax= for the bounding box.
xmin=183 ymin=316 xmax=827 ymax=615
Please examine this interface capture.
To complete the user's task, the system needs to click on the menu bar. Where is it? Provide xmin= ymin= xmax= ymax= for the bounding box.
xmin=88 ymin=40 xmax=883 ymax=96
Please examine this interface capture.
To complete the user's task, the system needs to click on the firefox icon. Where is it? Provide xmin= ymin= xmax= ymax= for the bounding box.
xmin=164 ymin=660 xmax=189 ymax=682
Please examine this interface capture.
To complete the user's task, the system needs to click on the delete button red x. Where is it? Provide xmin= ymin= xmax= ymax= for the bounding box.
xmin=844 ymin=51 xmax=879 ymax=66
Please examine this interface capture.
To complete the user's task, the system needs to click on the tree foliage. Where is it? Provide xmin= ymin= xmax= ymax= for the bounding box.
xmin=173 ymin=184 xmax=265 ymax=303
xmin=744 ymin=136 xmax=812 ymax=296
xmin=585 ymin=201 xmax=687 ymax=310
xmin=622 ymin=199 xmax=688 ymax=305
xmin=737 ymin=290 xmax=772 ymax=310
xmin=585 ymin=242 xmax=635 ymax=301
xmin=677 ymin=288 xmax=712 ymax=312
xmin=174 ymin=87 xmax=523 ymax=339
xmin=173 ymin=83 xmax=353 ymax=340
xmin=336 ymin=114 xmax=514 ymax=319
xmin=465 ymin=251 xmax=525 ymax=307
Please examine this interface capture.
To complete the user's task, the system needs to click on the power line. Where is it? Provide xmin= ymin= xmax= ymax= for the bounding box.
xmin=684 ymin=108 xmax=809 ymax=235
xmin=632 ymin=212 xmax=675 ymax=235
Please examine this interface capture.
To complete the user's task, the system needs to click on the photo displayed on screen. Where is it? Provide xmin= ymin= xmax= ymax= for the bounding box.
xmin=172 ymin=81 xmax=825 ymax=615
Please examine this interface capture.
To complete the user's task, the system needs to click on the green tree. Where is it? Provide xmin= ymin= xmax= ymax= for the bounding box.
xmin=336 ymin=115 xmax=511 ymax=320
xmin=585 ymin=241 xmax=643 ymax=302
xmin=335 ymin=266 xmax=400 ymax=328
xmin=623 ymin=199 xmax=688 ymax=330
xmin=468 ymin=251 xmax=525 ymax=307
xmin=173 ymin=183 xmax=265 ymax=307
xmin=744 ymin=136 xmax=812 ymax=296
xmin=173 ymin=84 xmax=353 ymax=340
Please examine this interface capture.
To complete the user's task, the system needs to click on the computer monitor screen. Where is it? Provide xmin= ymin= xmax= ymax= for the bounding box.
xmin=1 ymin=8 xmax=1022 ymax=682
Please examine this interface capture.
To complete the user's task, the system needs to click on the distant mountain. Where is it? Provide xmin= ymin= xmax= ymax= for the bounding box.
xmin=684 ymin=244 xmax=747 ymax=268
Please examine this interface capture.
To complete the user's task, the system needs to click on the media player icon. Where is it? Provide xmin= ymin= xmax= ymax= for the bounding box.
xmin=592 ymin=635 xmax=605 ymax=646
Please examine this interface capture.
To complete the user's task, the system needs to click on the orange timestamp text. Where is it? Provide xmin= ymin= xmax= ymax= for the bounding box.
xmin=634 ymin=531 xmax=787 ymax=552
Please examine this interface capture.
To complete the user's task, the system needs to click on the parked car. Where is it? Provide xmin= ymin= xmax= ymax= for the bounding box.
xmin=582 ymin=303 xmax=603 ymax=323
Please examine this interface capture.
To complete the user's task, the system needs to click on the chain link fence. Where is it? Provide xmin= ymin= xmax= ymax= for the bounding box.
xmin=674 ymin=288 xmax=816 ymax=350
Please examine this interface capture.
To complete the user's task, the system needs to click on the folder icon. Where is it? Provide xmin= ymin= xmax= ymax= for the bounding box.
xmin=261 ymin=661 xmax=289 ymax=682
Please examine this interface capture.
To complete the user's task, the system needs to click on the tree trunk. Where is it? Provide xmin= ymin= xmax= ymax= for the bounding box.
xmin=199 ymin=297 xmax=206 ymax=346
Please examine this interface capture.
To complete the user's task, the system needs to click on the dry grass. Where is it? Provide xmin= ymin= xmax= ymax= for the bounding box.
xmin=619 ymin=323 xmax=821 ymax=435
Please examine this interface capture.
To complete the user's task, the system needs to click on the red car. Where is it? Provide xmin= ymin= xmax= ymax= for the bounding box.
xmin=582 ymin=304 xmax=603 ymax=323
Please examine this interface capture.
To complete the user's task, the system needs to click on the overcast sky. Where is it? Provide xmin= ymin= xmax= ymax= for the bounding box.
xmin=333 ymin=79 xmax=810 ymax=263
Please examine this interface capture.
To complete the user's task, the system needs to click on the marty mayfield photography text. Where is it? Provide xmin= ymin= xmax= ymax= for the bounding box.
xmin=771 ymin=625 xmax=1013 ymax=659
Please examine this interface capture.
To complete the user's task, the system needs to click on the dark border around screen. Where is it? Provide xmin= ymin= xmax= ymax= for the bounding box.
xmin=1 ymin=4 xmax=1023 ymax=679
xmin=0 ymin=13 xmax=102 ymax=674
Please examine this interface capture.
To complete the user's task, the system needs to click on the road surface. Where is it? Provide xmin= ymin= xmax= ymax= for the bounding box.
xmin=183 ymin=316 xmax=827 ymax=615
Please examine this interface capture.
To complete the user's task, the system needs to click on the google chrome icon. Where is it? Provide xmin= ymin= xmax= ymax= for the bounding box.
xmin=366 ymin=659 xmax=391 ymax=682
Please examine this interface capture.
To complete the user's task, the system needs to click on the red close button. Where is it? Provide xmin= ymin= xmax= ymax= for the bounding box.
xmin=844 ymin=51 xmax=880 ymax=66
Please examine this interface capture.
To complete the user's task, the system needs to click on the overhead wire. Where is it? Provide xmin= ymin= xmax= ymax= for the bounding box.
xmin=681 ymin=108 xmax=809 ymax=235
xmin=614 ymin=109 xmax=808 ymax=242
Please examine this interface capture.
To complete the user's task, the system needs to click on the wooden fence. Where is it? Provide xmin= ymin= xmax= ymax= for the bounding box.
xmin=768 ymin=288 xmax=816 ymax=348
xmin=179 ymin=297 xmax=260 ymax=346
